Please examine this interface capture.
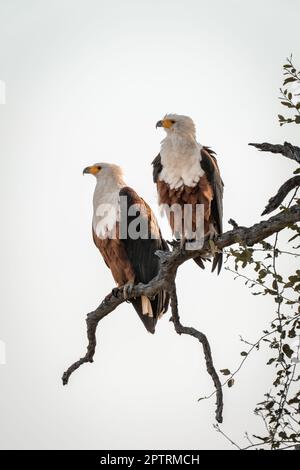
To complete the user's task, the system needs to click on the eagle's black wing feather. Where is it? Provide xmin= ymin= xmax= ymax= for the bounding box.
xmin=119 ymin=186 xmax=169 ymax=325
xmin=152 ymin=154 xmax=162 ymax=183
xmin=200 ymin=147 xmax=224 ymax=274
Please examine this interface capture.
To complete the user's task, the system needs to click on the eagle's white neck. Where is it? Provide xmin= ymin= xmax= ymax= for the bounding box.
xmin=92 ymin=174 xmax=126 ymax=237
xmin=159 ymin=133 xmax=204 ymax=189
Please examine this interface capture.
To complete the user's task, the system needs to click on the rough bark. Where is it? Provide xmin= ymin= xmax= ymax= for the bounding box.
xmin=249 ymin=141 xmax=300 ymax=164
xmin=262 ymin=176 xmax=300 ymax=215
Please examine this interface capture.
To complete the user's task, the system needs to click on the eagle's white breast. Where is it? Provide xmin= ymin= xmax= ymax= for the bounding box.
xmin=92 ymin=180 xmax=125 ymax=238
xmin=159 ymin=136 xmax=204 ymax=189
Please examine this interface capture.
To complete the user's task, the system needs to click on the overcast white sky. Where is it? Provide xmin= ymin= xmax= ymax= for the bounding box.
xmin=0 ymin=0 xmax=299 ymax=450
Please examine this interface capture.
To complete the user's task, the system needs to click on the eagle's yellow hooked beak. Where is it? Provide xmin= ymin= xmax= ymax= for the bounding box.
xmin=156 ymin=119 xmax=174 ymax=129
xmin=83 ymin=165 xmax=101 ymax=175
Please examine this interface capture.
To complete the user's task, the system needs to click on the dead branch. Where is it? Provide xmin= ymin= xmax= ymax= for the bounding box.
xmin=62 ymin=203 xmax=300 ymax=424
xmin=228 ymin=218 xmax=239 ymax=229
xmin=249 ymin=141 xmax=300 ymax=164
xmin=169 ymin=284 xmax=223 ymax=423
xmin=62 ymin=294 xmax=123 ymax=386
xmin=262 ymin=176 xmax=300 ymax=215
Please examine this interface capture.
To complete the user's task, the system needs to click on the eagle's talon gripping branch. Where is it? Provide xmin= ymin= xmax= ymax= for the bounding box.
xmin=167 ymin=239 xmax=180 ymax=248
xmin=122 ymin=282 xmax=134 ymax=300
xmin=111 ymin=287 xmax=120 ymax=299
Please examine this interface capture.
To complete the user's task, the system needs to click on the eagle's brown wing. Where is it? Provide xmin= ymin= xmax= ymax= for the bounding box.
xmin=152 ymin=154 xmax=163 ymax=183
xmin=119 ymin=186 xmax=169 ymax=332
xmin=92 ymin=225 xmax=135 ymax=286
xmin=200 ymin=146 xmax=224 ymax=273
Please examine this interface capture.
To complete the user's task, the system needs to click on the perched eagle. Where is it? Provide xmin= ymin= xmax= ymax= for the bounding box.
xmin=152 ymin=114 xmax=224 ymax=274
xmin=83 ymin=162 xmax=169 ymax=333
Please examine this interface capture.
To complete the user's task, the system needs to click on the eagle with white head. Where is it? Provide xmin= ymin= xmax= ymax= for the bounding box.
xmin=153 ymin=114 xmax=224 ymax=273
xmin=83 ymin=162 xmax=169 ymax=333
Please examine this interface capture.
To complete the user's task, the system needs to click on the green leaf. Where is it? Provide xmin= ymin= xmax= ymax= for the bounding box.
xmin=288 ymin=275 xmax=300 ymax=284
xmin=265 ymin=401 xmax=275 ymax=410
xmin=259 ymin=269 xmax=268 ymax=279
xmin=288 ymin=396 xmax=300 ymax=405
xmin=265 ymin=289 xmax=278 ymax=296
xmin=281 ymin=101 xmax=294 ymax=108
xmin=220 ymin=369 xmax=231 ymax=376
xmin=277 ymin=352 xmax=284 ymax=363
xmin=288 ymin=328 xmax=296 ymax=338
xmin=253 ymin=434 xmax=270 ymax=442
xmin=282 ymin=344 xmax=294 ymax=359
xmin=293 ymin=168 xmax=300 ymax=174
xmin=228 ymin=378 xmax=235 ymax=388
xmin=283 ymin=77 xmax=297 ymax=85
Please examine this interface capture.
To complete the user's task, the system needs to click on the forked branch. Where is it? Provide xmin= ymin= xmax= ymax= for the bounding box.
xmin=62 ymin=202 xmax=300 ymax=424
xmin=169 ymin=284 xmax=223 ymax=423
xmin=262 ymin=176 xmax=300 ymax=215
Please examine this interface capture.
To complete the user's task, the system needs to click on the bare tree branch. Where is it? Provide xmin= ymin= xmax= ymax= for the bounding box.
xmin=249 ymin=142 xmax=300 ymax=164
xmin=62 ymin=294 xmax=123 ymax=386
xmin=169 ymin=284 xmax=223 ymax=423
xmin=262 ymin=176 xmax=300 ymax=215
xmin=62 ymin=203 xmax=300 ymax=425
xmin=228 ymin=218 xmax=239 ymax=229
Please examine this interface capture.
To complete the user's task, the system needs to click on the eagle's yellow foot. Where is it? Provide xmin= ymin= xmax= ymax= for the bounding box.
xmin=123 ymin=282 xmax=135 ymax=300
xmin=208 ymin=223 xmax=218 ymax=240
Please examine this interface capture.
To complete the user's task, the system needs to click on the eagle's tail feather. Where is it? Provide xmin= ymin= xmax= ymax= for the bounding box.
xmin=193 ymin=256 xmax=206 ymax=269
xmin=131 ymin=291 xmax=169 ymax=334
xmin=212 ymin=252 xmax=223 ymax=275
xmin=141 ymin=296 xmax=153 ymax=317
xmin=193 ymin=252 xmax=223 ymax=274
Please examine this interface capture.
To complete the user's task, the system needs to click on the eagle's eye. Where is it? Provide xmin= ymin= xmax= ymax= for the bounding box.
xmin=97 ymin=166 xmax=102 ymax=170
xmin=170 ymin=120 xmax=176 ymax=124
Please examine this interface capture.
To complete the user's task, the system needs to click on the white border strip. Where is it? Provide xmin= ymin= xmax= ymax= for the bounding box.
xmin=0 ymin=80 xmax=6 ymax=104
xmin=0 ymin=340 xmax=6 ymax=364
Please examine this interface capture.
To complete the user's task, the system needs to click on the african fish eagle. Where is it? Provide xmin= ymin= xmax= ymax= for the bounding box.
xmin=153 ymin=114 xmax=224 ymax=273
xmin=83 ymin=162 xmax=169 ymax=333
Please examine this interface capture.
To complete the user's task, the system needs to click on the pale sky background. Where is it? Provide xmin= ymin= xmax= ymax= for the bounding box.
xmin=0 ymin=0 xmax=299 ymax=450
